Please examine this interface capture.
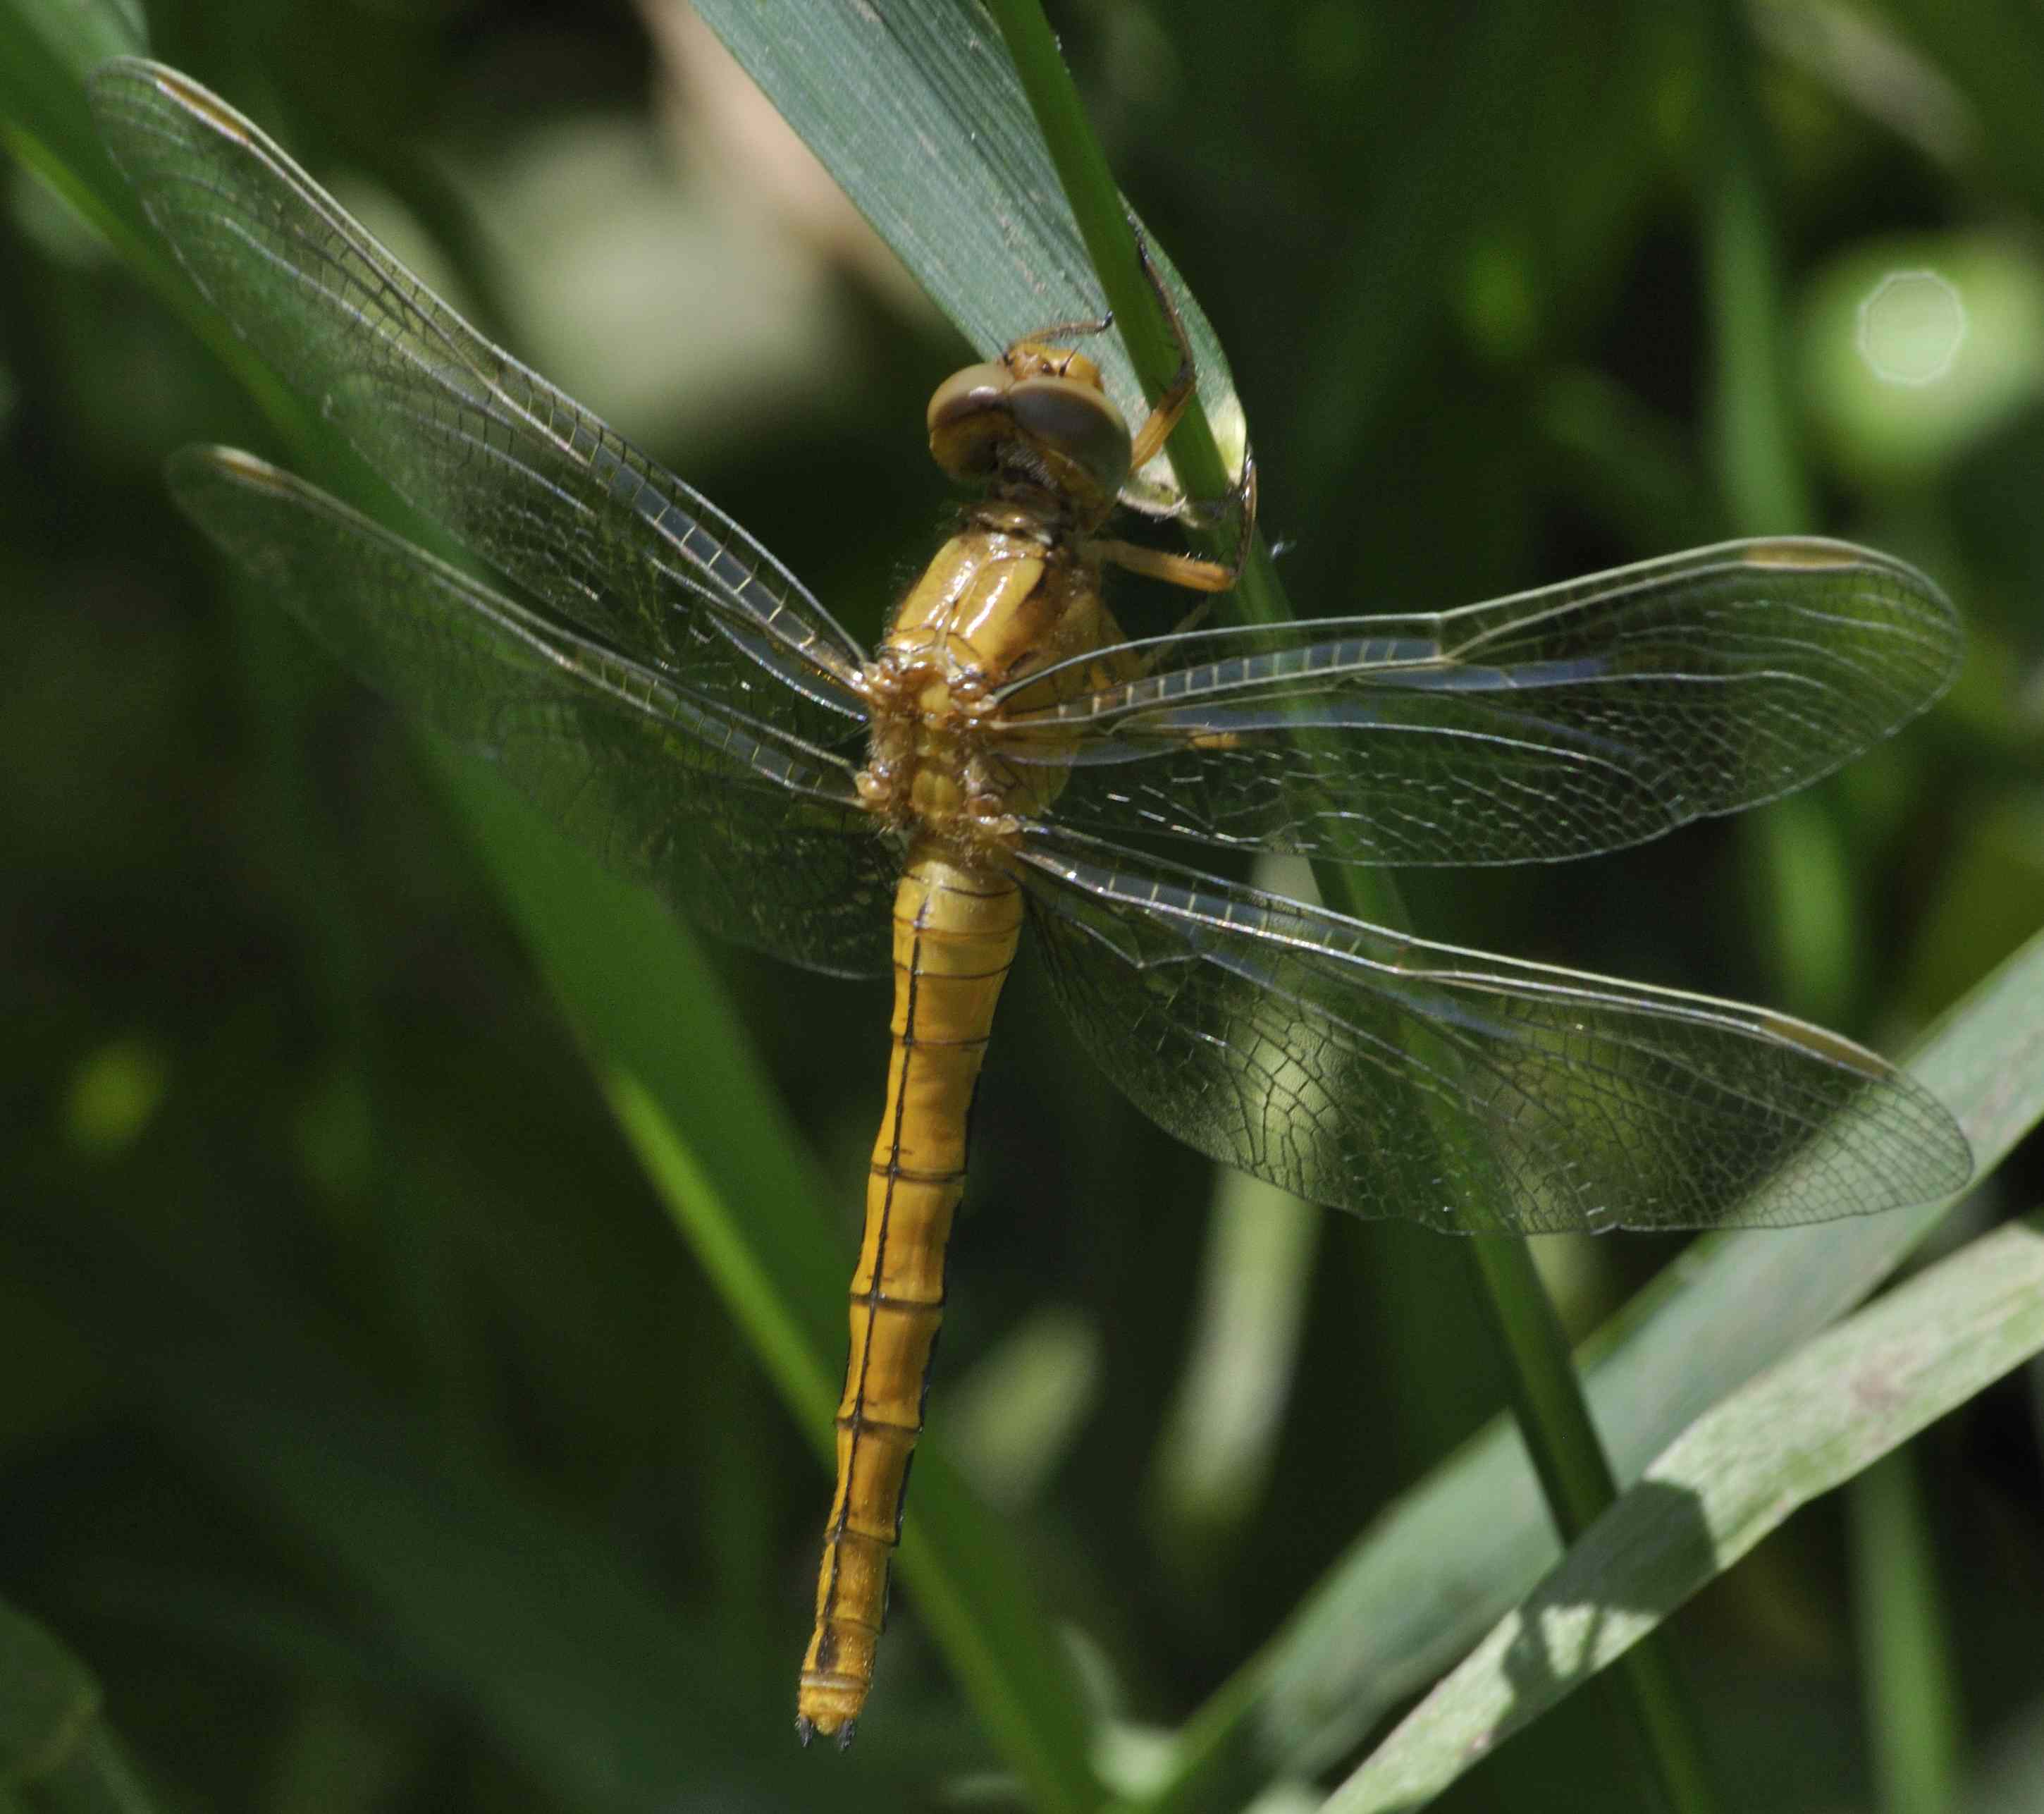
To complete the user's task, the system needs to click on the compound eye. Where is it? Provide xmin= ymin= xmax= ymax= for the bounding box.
xmin=1008 ymin=376 xmax=1132 ymax=496
xmin=927 ymin=363 xmax=1014 ymax=479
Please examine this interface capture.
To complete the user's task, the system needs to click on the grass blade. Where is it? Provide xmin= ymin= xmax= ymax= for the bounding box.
xmin=1850 ymin=1452 xmax=1962 ymax=1814
xmin=686 ymin=0 xmax=1241 ymax=508
xmin=0 ymin=1599 xmax=159 ymax=1814
xmin=1328 ymin=1208 xmax=2044 ymax=1810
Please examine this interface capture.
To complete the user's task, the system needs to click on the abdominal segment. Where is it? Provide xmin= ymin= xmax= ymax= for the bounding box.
xmin=796 ymin=848 xmax=1022 ymax=1743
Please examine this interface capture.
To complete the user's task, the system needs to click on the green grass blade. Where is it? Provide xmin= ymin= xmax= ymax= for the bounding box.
xmin=0 ymin=1599 xmax=158 ymax=1814
xmin=0 ymin=1 xmax=327 ymax=453
xmin=5 ymin=0 xmax=143 ymax=74
xmin=0 ymin=0 xmax=145 ymax=248
xmin=961 ymin=14 xmax=1915 ymax=1810
xmin=1694 ymin=0 xmax=1813 ymax=531
xmin=1850 ymin=1452 xmax=1962 ymax=1814
xmin=1327 ymin=1208 xmax=2044 ymax=1810
xmin=684 ymin=0 xmax=1241 ymax=508
xmin=1145 ymin=926 xmax=2040 ymax=1808
xmin=1460 ymin=1232 xmax=1722 ymax=1814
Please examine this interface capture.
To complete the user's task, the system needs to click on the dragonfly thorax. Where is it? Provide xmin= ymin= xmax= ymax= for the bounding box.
xmin=860 ymin=506 xmax=1133 ymax=854
xmin=856 ymin=651 xmax=1022 ymax=848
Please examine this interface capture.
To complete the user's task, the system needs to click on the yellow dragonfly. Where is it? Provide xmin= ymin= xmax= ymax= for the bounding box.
xmin=93 ymin=57 xmax=1972 ymax=1748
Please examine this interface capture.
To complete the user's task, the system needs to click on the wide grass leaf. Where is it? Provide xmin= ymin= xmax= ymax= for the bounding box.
xmin=1329 ymin=1208 xmax=2044 ymax=1810
xmin=686 ymin=0 xmax=1241 ymax=507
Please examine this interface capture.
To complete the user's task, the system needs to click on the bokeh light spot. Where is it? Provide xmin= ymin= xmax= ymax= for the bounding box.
xmin=1857 ymin=269 xmax=1966 ymax=386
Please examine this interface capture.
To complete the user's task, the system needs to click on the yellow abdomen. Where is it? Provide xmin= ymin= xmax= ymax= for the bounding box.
xmin=796 ymin=847 xmax=1022 ymax=1743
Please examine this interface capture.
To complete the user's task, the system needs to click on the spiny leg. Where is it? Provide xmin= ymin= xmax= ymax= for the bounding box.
xmin=1178 ymin=443 xmax=1260 ymax=562
xmin=1088 ymin=538 xmax=1235 ymax=596
xmin=1124 ymin=221 xmax=1199 ymax=472
xmin=1116 ymin=223 xmax=1260 ymax=588
xmin=1004 ymin=307 xmax=1114 ymax=367
xmin=1090 ymin=445 xmax=1260 ymax=598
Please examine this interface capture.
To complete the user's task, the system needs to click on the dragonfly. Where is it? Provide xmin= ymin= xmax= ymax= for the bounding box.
xmin=92 ymin=56 xmax=1973 ymax=1748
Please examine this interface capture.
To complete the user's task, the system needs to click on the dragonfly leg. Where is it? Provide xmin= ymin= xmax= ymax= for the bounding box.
xmin=1003 ymin=307 xmax=1114 ymax=361
xmin=1119 ymin=223 xmax=1259 ymax=583
xmin=1182 ymin=441 xmax=1260 ymax=547
xmin=1164 ymin=592 xmax=1217 ymax=639
xmin=1124 ymin=221 xmax=1198 ymax=472
xmin=1088 ymin=537 xmax=1236 ymax=594
xmin=1089 ymin=447 xmax=1258 ymax=595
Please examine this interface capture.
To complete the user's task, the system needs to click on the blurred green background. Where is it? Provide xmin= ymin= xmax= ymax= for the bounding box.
xmin=4 ymin=1 xmax=2042 ymax=1810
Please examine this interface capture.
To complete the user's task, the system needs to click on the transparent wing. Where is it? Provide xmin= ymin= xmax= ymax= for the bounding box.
xmin=1014 ymin=827 xmax=1970 ymax=1231
xmin=173 ymin=448 xmax=894 ymax=979
xmin=92 ymin=56 xmax=868 ymax=747
xmin=995 ymin=539 xmax=1959 ymax=866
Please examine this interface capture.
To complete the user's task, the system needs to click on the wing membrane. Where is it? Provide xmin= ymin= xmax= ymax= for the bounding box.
xmin=172 ymin=448 xmax=894 ymax=979
xmin=997 ymin=539 xmax=1959 ymax=866
xmin=92 ymin=56 xmax=868 ymax=745
xmin=1015 ymin=828 xmax=1970 ymax=1230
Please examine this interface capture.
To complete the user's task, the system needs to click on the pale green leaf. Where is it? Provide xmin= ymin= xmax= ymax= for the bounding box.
xmin=1330 ymin=1209 xmax=2044 ymax=1811
xmin=4 ymin=0 xmax=144 ymax=78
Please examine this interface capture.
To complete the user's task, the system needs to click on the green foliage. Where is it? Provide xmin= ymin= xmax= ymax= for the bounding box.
xmin=2 ymin=2 xmax=2040 ymax=1812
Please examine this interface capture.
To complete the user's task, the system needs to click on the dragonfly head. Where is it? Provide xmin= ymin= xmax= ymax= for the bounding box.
xmin=927 ymin=343 xmax=1133 ymax=510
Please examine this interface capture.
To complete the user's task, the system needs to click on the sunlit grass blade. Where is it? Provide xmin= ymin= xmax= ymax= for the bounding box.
xmin=685 ymin=0 xmax=1242 ymax=508
xmin=1326 ymin=1208 xmax=2044 ymax=1810
xmin=1140 ymin=927 xmax=2042 ymax=1809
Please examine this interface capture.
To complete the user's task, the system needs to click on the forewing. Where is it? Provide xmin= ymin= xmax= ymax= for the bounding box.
xmin=172 ymin=448 xmax=894 ymax=979
xmin=1015 ymin=828 xmax=1970 ymax=1231
xmin=91 ymin=57 xmax=868 ymax=744
xmin=998 ymin=540 xmax=1959 ymax=866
